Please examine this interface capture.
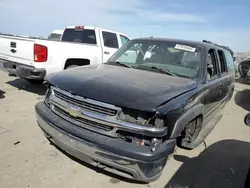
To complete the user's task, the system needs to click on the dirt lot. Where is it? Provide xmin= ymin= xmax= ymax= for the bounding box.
xmin=1 ymin=66 xmax=250 ymax=188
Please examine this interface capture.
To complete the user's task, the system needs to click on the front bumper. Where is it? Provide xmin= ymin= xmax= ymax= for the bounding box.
xmin=35 ymin=101 xmax=176 ymax=182
xmin=3 ymin=61 xmax=46 ymax=80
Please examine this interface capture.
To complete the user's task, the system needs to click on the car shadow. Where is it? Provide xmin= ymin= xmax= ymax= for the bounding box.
xmin=165 ymin=139 xmax=250 ymax=188
xmin=234 ymin=89 xmax=250 ymax=111
xmin=235 ymin=77 xmax=249 ymax=85
xmin=0 ymin=89 xmax=5 ymax=99
xmin=6 ymin=78 xmax=46 ymax=96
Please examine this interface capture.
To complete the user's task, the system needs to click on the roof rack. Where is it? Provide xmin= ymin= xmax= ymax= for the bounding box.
xmin=202 ymin=40 xmax=234 ymax=56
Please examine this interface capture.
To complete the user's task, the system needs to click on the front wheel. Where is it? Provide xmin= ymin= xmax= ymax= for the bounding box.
xmin=177 ymin=117 xmax=203 ymax=149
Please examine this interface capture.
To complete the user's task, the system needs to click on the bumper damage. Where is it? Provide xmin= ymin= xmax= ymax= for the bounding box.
xmin=35 ymin=101 xmax=176 ymax=182
xmin=3 ymin=61 xmax=46 ymax=80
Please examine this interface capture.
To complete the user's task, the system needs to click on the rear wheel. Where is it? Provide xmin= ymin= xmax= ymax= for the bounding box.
xmin=177 ymin=117 xmax=203 ymax=149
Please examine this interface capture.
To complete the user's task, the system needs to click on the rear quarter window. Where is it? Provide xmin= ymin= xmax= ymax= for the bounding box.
xmin=224 ymin=50 xmax=235 ymax=73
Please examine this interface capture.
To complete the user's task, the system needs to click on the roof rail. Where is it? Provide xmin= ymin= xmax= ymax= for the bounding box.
xmin=202 ymin=39 xmax=234 ymax=56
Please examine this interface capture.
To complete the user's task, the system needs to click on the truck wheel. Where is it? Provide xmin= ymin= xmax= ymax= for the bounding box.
xmin=65 ymin=65 xmax=79 ymax=69
xmin=177 ymin=117 xmax=202 ymax=149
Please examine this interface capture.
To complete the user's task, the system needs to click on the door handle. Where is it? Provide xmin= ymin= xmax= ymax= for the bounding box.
xmin=10 ymin=49 xmax=16 ymax=53
xmin=104 ymin=51 xmax=110 ymax=55
xmin=219 ymin=84 xmax=223 ymax=89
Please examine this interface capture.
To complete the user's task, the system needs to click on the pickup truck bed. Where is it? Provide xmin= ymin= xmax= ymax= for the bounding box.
xmin=0 ymin=26 xmax=130 ymax=81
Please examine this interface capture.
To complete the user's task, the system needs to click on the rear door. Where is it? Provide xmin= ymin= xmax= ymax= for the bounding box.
xmin=224 ymin=49 xmax=235 ymax=100
xmin=203 ymin=49 xmax=221 ymax=115
xmin=0 ymin=35 xmax=35 ymax=66
xmin=216 ymin=49 xmax=230 ymax=102
xmin=100 ymin=30 xmax=120 ymax=63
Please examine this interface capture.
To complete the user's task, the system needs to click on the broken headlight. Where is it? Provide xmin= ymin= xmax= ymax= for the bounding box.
xmin=118 ymin=108 xmax=166 ymax=128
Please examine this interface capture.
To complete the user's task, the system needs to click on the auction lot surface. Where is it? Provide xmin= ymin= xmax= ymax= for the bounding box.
xmin=1 ymin=65 xmax=250 ymax=188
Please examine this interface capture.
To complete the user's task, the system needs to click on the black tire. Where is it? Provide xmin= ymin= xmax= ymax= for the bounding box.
xmin=177 ymin=117 xmax=203 ymax=149
xmin=65 ymin=65 xmax=79 ymax=69
xmin=245 ymin=167 xmax=250 ymax=188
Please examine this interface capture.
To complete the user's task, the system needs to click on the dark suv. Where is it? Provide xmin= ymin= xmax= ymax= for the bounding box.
xmin=35 ymin=38 xmax=235 ymax=182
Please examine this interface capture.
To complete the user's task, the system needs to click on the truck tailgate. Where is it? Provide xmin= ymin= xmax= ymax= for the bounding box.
xmin=0 ymin=35 xmax=35 ymax=66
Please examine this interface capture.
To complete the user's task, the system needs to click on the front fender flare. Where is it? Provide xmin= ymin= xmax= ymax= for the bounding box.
xmin=170 ymin=104 xmax=204 ymax=139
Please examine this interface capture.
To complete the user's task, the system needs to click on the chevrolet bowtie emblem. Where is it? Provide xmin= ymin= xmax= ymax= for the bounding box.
xmin=66 ymin=105 xmax=82 ymax=118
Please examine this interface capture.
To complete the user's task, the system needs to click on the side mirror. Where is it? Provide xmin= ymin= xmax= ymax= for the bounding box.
xmin=233 ymin=57 xmax=236 ymax=61
xmin=244 ymin=113 xmax=250 ymax=126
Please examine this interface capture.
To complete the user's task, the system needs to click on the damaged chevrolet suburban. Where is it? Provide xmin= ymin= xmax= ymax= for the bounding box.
xmin=35 ymin=38 xmax=235 ymax=182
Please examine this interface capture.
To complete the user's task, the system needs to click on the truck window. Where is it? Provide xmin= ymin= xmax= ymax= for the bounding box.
xmin=207 ymin=49 xmax=219 ymax=81
xmin=217 ymin=50 xmax=227 ymax=74
xmin=49 ymin=33 xmax=62 ymax=41
xmin=102 ymin=31 xmax=119 ymax=48
xmin=61 ymin=28 xmax=97 ymax=44
xmin=120 ymin=35 xmax=129 ymax=46
xmin=224 ymin=50 xmax=235 ymax=73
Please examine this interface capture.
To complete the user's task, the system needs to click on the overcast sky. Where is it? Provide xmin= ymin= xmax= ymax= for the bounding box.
xmin=0 ymin=0 xmax=249 ymax=52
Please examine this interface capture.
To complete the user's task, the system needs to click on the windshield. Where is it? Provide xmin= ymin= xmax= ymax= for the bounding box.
xmin=106 ymin=40 xmax=202 ymax=79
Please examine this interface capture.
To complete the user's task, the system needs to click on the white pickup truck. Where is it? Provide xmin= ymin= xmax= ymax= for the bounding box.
xmin=0 ymin=26 xmax=130 ymax=82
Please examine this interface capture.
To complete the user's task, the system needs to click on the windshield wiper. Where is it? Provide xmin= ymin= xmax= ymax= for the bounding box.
xmin=150 ymin=66 xmax=176 ymax=76
xmin=114 ymin=61 xmax=133 ymax=68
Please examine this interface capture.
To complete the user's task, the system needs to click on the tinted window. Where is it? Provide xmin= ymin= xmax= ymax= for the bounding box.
xmin=61 ymin=29 xmax=96 ymax=44
xmin=217 ymin=50 xmax=227 ymax=73
xmin=106 ymin=40 xmax=202 ymax=79
xmin=102 ymin=31 xmax=119 ymax=48
xmin=224 ymin=50 xmax=235 ymax=73
xmin=120 ymin=35 xmax=129 ymax=46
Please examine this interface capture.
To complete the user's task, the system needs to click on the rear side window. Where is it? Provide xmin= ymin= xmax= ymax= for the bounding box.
xmin=207 ymin=49 xmax=219 ymax=81
xmin=224 ymin=50 xmax=235 ymax=73
xmin=217 ymin=50 xmax=227 ymax=74
xmin=120 ymin=35 xmax=130 ymax=46
xmin=102 ymin=31 xmax=119 ymax=48
xmin=61 ymin=29 xmax=97 ymax=44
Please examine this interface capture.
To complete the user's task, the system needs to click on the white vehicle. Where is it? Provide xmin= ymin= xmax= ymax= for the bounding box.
xmin=0 ymin=26 xmax=130 ymax=82
xmin=48 ymin=30 xmax=63 ymax=41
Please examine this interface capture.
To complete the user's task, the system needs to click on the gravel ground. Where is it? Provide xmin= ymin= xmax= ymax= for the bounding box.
xmin=0 ymin=64 xmax=250 ymax=188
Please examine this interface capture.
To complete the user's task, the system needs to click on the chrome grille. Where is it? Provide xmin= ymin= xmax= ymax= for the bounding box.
xmin=54 ymin=106 xmax=112 ymax=132
xmin=47 ymin=86 xmax=122 ymax=136
xmin=46 ymin=86 xmax=168 ymax=138
xmin=52 ymin=87 xmax=118 ymax=116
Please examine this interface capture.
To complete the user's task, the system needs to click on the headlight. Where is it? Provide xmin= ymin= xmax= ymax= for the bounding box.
xmin=118 ymin=108 xmax=166 ymax=128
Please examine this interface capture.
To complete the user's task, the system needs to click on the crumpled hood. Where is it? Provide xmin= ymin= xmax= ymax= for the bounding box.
xmin=45 ymin=64 xmax=197 ymax=112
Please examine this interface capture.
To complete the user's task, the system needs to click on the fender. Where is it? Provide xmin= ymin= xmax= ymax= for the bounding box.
xmin=170 ymin=103 xmax=204 ymax=139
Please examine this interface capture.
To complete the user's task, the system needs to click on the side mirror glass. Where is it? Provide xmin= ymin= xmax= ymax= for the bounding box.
xmin=244 ymin=113 xmax=250 ymax=126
